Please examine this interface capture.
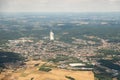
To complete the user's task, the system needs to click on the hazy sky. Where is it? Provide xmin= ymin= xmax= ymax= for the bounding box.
xmin=0 ymin=0 xmax=120 ymax=12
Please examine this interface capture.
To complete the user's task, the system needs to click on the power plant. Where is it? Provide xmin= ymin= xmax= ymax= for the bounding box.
xmin=50 ymin=30 xmax=54 ymax=41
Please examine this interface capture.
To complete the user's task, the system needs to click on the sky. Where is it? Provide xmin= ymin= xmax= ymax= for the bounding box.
xmin=0 ymin=0 xmax=120 ymax=12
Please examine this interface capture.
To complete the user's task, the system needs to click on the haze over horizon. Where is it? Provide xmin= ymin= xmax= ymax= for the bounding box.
xmin=0 ymin=0 xmax=120 ymax=13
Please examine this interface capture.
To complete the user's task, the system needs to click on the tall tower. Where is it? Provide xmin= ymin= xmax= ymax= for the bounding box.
xmin=50 ymin=30 xmax=54 ymax=41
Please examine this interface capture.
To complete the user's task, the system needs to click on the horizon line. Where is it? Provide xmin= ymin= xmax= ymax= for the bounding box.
xmin=0 ymin=11 xmax=120 ymax=13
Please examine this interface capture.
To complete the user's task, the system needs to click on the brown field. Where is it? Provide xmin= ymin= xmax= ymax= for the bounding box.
xmin=0 ymin=60 xmax=94 ymax=80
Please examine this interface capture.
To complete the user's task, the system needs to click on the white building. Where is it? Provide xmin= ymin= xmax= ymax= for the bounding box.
xmin=50 ymin=30 xmax=54 ymax=40
xmin=69 ymin=63 xmax=85 ymax=67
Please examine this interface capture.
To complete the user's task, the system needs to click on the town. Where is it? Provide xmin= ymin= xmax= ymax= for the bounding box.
xmin=1 ymin=30 xmax=119 ymax=79
xmin=0 ymin=13 xmax=120 ymax=80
